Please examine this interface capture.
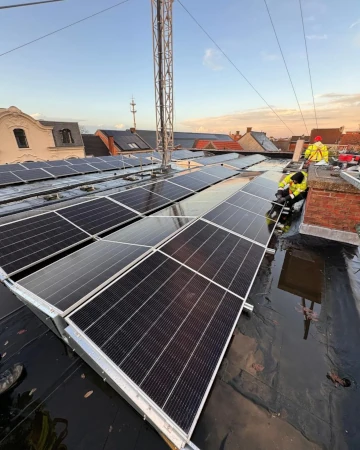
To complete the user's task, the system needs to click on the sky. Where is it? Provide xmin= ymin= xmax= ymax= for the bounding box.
xmin=0 ymin=0 xmax=359 ymax=137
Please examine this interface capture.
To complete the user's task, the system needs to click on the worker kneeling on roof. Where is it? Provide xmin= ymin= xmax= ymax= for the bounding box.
xmin=305 ymin=136 xmax=329 ymax=163
xmin=276 ymin=171 xmax=308 ymax=206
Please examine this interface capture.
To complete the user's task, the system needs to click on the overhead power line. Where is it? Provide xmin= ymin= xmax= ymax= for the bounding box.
xmin=298 ymin=0 xmax=318 ymax=129
xmin=263 ymin=0 xmax=309 ymax=136
xmin=0 ymin=1 xmax=63 ymax=10
xmin=0 ymin=0 xmax=131 ymax=57
xmin=177 ymin=0 xmax=294 ymax=135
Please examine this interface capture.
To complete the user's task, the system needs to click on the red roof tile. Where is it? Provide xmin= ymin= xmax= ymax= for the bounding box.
xmin=310 ymin=128 xmax=343 ymax=144
xmin=194 ymin=140 xmax=243 ymax=151
xmin=339 ymin=132 xmax=360 ymax=146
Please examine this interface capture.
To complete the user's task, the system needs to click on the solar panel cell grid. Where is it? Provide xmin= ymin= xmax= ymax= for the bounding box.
xmin=168 ymin=175 xmax=209 ymax=191
xmin=161 ymin=219 xmax=264 ymax=298
xmin=16 ymin=168 xmax=54 ymax=182
xmin=44 ymin=166 xmax=79 ymax=177
xmin=142 ymin=180 xmax=193 ymax=200
xmin=110 ymin=188 xmax=171 ymax=214
xmin=57 ymin=197 xmax=138 ymax=235
xmin=226 ymin=190 xmax=275 ymax=216
xmin=0 ymin=212 xmax=89 ymax=275
xmin=0 ymin=164 xmax=26 ymax=172
xmin=70 ymin=163 xmax=99 ymax=174
xmin=88 ymin=161 xmax=118 ymax=171
xmin=21 ymin=161 xmax=51 ymax=169
xmin=200 ymin=166 xmax=238 ymax=179
xmin=242 ymin=182 xmax=277 ymax=202
xmin=0 ymin=172 xmax=23 ymax=186
xmin=47 ymin=160 xmax=71 ymax=166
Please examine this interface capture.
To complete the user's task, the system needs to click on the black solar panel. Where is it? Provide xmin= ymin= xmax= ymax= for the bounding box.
xmin=66 ymin=158 xmax=90 ymax=165
xmin=121 ymin=157 xmax=137 ymax=167
xmin=142 ymin=180 xmax=193 ymax=200
xmin=204 ymin=202 xmax=276 ymax=245
xmin=168 ymin=175 xmax=209 ymax=191
xmin=104 ymin=216 xmax=192 ymax=247
xmin=84 ymin=157 xmax=101 ymax=164
xmin=69 ymin=252 xmax=243 ymax=434
xmin=0 ymin=212 xmax=89 ymax=275
xmin=226 ymin=190 xmax=276 ymax=216
xmin=71 ymin=163 xmax=99 ymax=173
xmin=242 ymin=182 xmax=277 ymax=202
xmin=98 ymin=156 xmax=121 ymax=163
xmin=15 ymin=168 xmax=54 ymax=182
xmin=57 ymin=198 xmax=138 ymax=235
xmin=88 ymin=161 xmax=118 ymax=171
xmin=0 ymin=164 xmax=26 ymax=173
xmin=47 ymin=160 xmax=71 ymax=167
xmin=161 ymin=219 xmax=265 ymax=298
xmin=252 ymin=177 xmax=279 ymax=190
xmin=110 ymin=188 xmax=171 ymax=214
xmin=201 ymin=166 xmax=238 ymax=179
xmin=195 ymin=154 xmax=238 ymax=166
xmin=0 ymin=172 xmax=22 ymax=186
xmin=189 ymin=171 xmax=219 ymax=184
xmin=21 ymin=161 xmax=51 ymax=169
xmin=44 ymin=166 xmax=79 ymax=178
xmin=20 ymin=241 xmax=149 ymax=312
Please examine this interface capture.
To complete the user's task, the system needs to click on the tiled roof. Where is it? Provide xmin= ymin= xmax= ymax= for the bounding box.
xmin=82 ymin=135 xmax=110 ymax=157
xmin=194 ymin=140 xmax=243 ymax=150
xmin=310 ymin=128 xmax=343 ymax=144
xmin=339 ymin=132 xmax=360 ymax=146
xmin=134 ymin=130 xmax=232 ymax=149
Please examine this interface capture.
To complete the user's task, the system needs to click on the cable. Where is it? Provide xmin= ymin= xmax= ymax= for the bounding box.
xmin=298 ymin=0 xmax=318 ymax=129
xmin=0 ymin=0 xmax=132 ymax=58
xmin=177 ymin=0 xmax=294 ymax=135
xmin=0 ymin=1 xmax=63 ymax=10
xmin=263 ymin=0 xmax=309 ymax=136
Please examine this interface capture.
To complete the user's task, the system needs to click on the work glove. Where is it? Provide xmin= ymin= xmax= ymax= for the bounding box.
xmin=277 ymin=197 xmax=286 ymax=204
xmin=276 ymin=190 xmax=283 ymax=196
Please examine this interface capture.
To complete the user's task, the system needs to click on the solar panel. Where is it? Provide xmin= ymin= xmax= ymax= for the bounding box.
xmin=203 ymin=202 xmax=276 ymax=246
xmin=226 ymin=155 xmax=268 ymax=169
xmin=0 ymin=212 xmax=89 ymax=275
xmin=160 ymin=219 xmax=265 ymax=298
xmin=188 ymin=171 xmax=219 ymax=184
xmin=171 ymin=150 xmax=205 ymax=160
xmin=71 ymin=163 xmax=99 ymax=174
xmin=195 ymin=154 xmax=238 ymax=166
xmin=84 ymin=157 xmax=101 ymax=164
xmin=21 ymin=161 xmax=51 ymax=169
xmin=0 ymin=164 xmax=26 ymax=173
xmin=168 ymin=174 xmax=209 ymax=191
xmin=110 ymin=188 xmax=171 ymax=214
xmin=0 ymin=172 xmax=23 ymax=186
xmin=103 ymin=216 xmax=192 ymax=246
xmin=57 ymin=197 xmax=139 ymax=235
xmin=19 ymin=241 xmax=149 ymax=312
xmin=68 ymin=251 xmax=244 ymax=436
xmin=16 ymin=168 xmax=54 ymax=182
xmin=226 ymin=190 xmax=277 ymax=216
xmin=44 ymin=166 xmax=79 ymax=178
xmin=252 ymin=177 xmax=279 ymax=190
xmin=242 ymin=181 xmax=278 ymax=202
xmin=88 ymin=161 xmax=119 ymax=171
xmin=66 ymin=158 xmax=90 ymax=165
xmin=201 ymin=166 xmax=238 ymax=179
xmin=47 ymin=160 xmax=71 ymax=167
xmin=142 ymin=180 xmax=193 ymax=200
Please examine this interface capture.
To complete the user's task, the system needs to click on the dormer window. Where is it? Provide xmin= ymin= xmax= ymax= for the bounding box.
xmin=14 ymin=129 xmax=29 ymax=148
xmin=60 ymin=129 xmax=74 ymax=144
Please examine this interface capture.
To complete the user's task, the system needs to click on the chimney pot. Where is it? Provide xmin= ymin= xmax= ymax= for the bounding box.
xmin=130 ymin=128 xmax=136 ymax=133
xmin=247 ymin=127 xmax=252 ymax=133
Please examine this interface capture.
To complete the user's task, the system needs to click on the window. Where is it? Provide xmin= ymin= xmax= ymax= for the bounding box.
xmin=128 ymin=143 xmax=139 ymax=149
xmin=60 ymin=129 xmax=74 ymax=144
xmin=14 ymin=129 xmax=29 ymax=148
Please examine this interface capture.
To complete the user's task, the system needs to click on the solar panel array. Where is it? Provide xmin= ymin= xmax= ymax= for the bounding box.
xmin=225 ymin=154 xmax=268 ymax=169
xmin=193 ymin=153 xmax=239 ymax=166
xmin=0 ymin=154 xmax=156 ymax=187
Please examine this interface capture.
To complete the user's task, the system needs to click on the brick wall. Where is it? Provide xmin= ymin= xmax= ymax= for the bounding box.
xmin=304 ymin=188 xmax=360 ymax=233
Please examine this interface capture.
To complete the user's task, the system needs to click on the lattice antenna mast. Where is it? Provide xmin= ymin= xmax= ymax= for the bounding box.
xmin=130 ymin=96 xmax=137 ymax=130
xmin=151 ymin=0 xmax=174 ymax=169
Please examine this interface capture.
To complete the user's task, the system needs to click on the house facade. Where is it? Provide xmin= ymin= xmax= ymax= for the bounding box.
xmin=238 ymin=129 xmax=279 ymax=152
xmin=0 ymin=106 xmax=84 ymax=164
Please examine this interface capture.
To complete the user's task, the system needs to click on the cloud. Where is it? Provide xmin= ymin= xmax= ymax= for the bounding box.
xmin=115 ymin=123 xmax=125 ymax=129
xmin=203 ymin=48 xmax=224 ymax=71
xmin=180 ymin=93 xmax=360 ymax=137
xmin=350 ymin=19 xmax=360 ymax=29
xmin=306 ymin=34 xmax=328 ymax=40
xmin=30 ymin=113 xmax=42 ymax=119
xmin=261 ymin=51 xmax=280 ymax=62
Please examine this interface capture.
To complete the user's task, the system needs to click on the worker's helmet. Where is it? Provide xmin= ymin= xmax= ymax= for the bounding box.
xmin=314 ymin=136 xmax=322 ymax=142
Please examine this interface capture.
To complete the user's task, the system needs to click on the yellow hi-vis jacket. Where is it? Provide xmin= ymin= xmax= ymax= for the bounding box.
xmin=305 ymin=143 xmax=329 ymax=162
xmin=278 ymin=171 xmax=308 ymax=199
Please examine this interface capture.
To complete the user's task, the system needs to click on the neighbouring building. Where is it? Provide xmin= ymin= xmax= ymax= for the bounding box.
xmin=95 ymin=130 xmax=152 ymax=154
xmin=193 ymin=140 xmax=243 ymax=151
xmin=134 ymin=130 xmax=233 ymax=149
xmin=238 ymin=127 xmax=279 ymax=152
xmin=0 ymin=106 xmax=85 ymax=164
xmin=289 ymin=135 xmax=310 ymax=151
xmin=310 ymin=127 xmax=344 ymax=145
xmin=229 ymin=131 xmax=242 ymax=142
xmin=82 ymin=134 xmax=111 ymax=157
xmin=273 ymin=139 xmax=291 ymax=152
xmin=339 ymin=131 xmax=360 ymax=148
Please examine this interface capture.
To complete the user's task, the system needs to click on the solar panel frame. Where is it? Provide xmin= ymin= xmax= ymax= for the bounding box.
xmin=56 ymin=197 xmax=140 ymax=236
xmin=15 ymin=168 xmax=54 ymax=182
xmin=43 ymin=165 xmax=79 ymax=178
xmin=87 ymin=161 xmax=119 ymax=171
xmin=70 ymin=163 xmax=99 ymax=174
xmin=167 ymin=174 xmax=211 ymax=191
xmin=66 ymin=158 xmax=91 ymax=165
xmin=110 ymin=187 xmax=172 ymax=214
xmin=0 ymin=212 xmax=91 ymax=276
xmin=241 ymin=180 xmax=283 ymax=204
xmin=0 ymin=164 xmax=27 ymax=172
xmin=141 ymin=180 xmax=194 ymax=201
xmin=226 ymin=190 xmax=280 ymax=216
xmin=46 ymin=160 xmax=71 ymax=167
xmin=200 ymin=165 xmax=238 ymax=179
xmin=21 ymin=161 xmax=52 ymax=169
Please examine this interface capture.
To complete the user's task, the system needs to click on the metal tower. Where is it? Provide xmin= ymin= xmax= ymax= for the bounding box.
xmin=130 ymin=96 xmax=137 ymax=130
xmin=151 ymin=0 xmax=174 ymax=169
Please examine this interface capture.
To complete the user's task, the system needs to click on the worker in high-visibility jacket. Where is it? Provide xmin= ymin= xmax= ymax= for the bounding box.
xmin=276 ymin=171 xmax=308 ymax=206
xmin=305 ymin=136 xmax=329 ymax=163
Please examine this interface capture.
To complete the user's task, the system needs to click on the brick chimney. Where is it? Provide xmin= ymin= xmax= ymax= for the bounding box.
xmin=246 ymin=127 xmax=252 ymax=133
xmin=108 ymin=136 xmax=116 ymax=155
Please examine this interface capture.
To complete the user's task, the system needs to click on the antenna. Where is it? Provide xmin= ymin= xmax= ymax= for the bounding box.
xmin=130 ymin=96 xmax=137 ymax=130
